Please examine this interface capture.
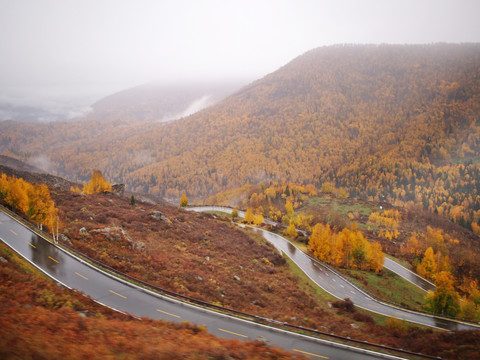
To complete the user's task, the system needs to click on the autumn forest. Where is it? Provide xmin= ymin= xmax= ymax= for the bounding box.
xmin=1 ymin=44 xmax=480 ymax=232
xmin=1 ymin=43 xmax=480 ymax=359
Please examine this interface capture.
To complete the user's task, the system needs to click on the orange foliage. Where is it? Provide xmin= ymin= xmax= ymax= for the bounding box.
xmin=1 ymin=45 xmax=480 ymax=233
xmin=71 ymin=170 xmax=111 ymax=194
xmin=253 ymin=213 xmax=264 ymax=225
xmin=244 ymin=208 xmax=255 ymax=223
xmin=368 ymin=210 xmax=401 ymax=230
xmin=309 ymin=223 xmax=384 ymax=272
xmin=285 ymin=222 xmax=297 ymax=238
xmin=417 ymin=247 xmax=437 ymax=280
xmin=424 ymin=271 xmax=460 ymax=317
xmin=180 ymin=193 xmax=188 ymax=207
xmin=0 ymin=173 xmax=58 ymax=232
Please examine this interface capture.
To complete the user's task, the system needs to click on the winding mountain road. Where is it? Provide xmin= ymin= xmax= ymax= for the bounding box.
xmin=189 ymin=206 xmax=479 ymax=332
xmin=383 ymin=257 xmax=435 ymax=293
xmin=189 ymin=206 xmax=433 ymax=291
xmin=0 ymin=209 xmax=407 ymax=360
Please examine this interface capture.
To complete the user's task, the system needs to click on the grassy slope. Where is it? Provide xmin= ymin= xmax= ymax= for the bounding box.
xmin=302 ymin=195 xmax=381 ymax=230
xmin=342 ymin=268 xmax=427 ymax=311
xmin=56 ymin=190 xmax=450 ymax=349
xmin=297 ymin=193 xmax=480 ymax=299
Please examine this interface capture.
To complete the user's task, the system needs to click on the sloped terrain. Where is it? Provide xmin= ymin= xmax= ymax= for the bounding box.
xmin=0 ymin=242 xmax=302 ymax=360
xmin=1 ymin=44 xmax=479 ymax=229
xmin=2 ymin=160 xmax=480 ymax=358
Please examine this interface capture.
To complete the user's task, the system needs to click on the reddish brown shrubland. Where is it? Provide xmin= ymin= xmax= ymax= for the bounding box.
xmin=0 ymin=243 xmax=304 ymax=360
xmin=46 ymin=190 xmax=480 ymax=359
xmin=0 ymin=180 xmax=472 ymax=359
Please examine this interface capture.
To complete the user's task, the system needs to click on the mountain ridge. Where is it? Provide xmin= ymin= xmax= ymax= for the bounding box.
xmin=1 ymin=43 xmax=479 ymax=227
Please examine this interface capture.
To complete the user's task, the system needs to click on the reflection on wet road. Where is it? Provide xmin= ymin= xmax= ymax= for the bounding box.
xmin=245 ymin=225 xmax=479 ymax=331
xmin=30 ymin=233 xmax=64 ymax=276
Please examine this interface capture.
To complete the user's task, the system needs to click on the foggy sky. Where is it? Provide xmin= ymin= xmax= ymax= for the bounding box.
xmin=1 ymin=0 xmax=479 ymax=110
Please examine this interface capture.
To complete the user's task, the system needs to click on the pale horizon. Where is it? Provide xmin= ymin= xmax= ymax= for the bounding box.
xmin=1 ymin=0 xmax=479 ymax=119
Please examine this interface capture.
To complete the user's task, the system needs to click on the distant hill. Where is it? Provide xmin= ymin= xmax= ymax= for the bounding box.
xmin=0 ymin=82 xmax=242 ymax=124
xmin=88 ymin=81 xmax=244 ymax=123
xmin=0 ymin=80 xmax=243 ymax=179
xmin=0 ymin=102 xmax=59 ymax=123
xmin=1 ymin=44 xmax=479 ymax=228
xmin=0 ymin=154 xmax=45 ymax=174
xmin=119 ymin=44 xmax=480 ymax=226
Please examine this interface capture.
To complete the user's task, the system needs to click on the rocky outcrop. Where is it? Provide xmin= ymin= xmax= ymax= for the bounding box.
xmin=148 ymin=210 xmax=170 ymax=222
xmin=91 ymin=226 xmax=146 ymax=252
xmin=133 ymin=241 xmax=146 ymax=252
xmin=59 ymin=233 xmax=72 ymax=246
xmin=111 ymin=183 xmax=125 ymax=196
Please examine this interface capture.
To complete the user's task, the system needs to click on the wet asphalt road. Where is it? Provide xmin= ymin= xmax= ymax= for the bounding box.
xmin=190 ymin=206 xmax=479 ymax=332
xmin=0 ymin=209 xmax=406 ymax=360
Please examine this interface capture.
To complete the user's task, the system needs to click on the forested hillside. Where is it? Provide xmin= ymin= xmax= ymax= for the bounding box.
xmin=1 ymin=44 xmax=480 ymax=228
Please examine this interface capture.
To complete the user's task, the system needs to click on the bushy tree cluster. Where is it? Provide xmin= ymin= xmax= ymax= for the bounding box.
xmin=71 ymin=170 xmax=111 ymax=194
xmin=402 ymin=226 xmax=480 ymax=319
xmin=0 ymin=173 xmax=58 ymax=233
xmin=309 ymin=223 xmax=384 ymax=272
xmin=180 ymin=193 xmax=188 ymax=207
xmin=243 ymin=207 xmax=264 ymax=225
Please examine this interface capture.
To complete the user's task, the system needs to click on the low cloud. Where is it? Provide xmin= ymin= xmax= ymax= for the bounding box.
xmin=178 ymin=95 xmax=213 ymax=118
xmin=160 ymin=95 xmax=213 ymax=122
xmin=0 ymin=108 xmax=15 ymax=121
xmin=65 ymin=105 xmax=93 ymax=120
xmin=27 ymin=154 xmax=52 ymax=172
xmin=0 ymin=91 xmax=93 ymax=123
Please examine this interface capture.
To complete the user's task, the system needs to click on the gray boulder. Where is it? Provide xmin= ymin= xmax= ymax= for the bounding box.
xmin=111 ymin=183 xmax=125 ymax=196
xmin=59 ymin=233 xmax=72 ymax=246
xmin=148 ymin=210 xmax=170 ymax=222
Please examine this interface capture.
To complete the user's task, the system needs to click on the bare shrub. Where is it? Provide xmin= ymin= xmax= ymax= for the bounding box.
xmin=353 ymin=311 xmax=374 ymax=324
xmin=332 ymin=298 xmax=355 ymax=312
